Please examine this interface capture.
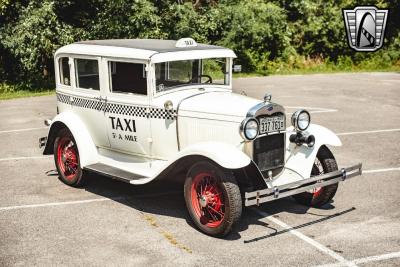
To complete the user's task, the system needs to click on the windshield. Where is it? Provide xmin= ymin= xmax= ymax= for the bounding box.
xmin=155 ymin=58 xmax=229 ymax=93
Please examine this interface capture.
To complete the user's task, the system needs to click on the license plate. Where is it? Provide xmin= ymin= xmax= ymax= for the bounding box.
xmin=259 ymin=116 xmax=285 ymax=134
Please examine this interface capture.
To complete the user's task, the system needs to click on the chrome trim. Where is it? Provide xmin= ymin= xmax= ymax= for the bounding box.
xmin=247 ymin=102 xmax=285 ymax=118
xmin=245 ymin=163 xmax=362 ymax=206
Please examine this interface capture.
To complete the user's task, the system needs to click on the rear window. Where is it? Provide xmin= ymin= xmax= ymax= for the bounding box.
xmin=59 ymin=57 xmax=70 ymax=86
xmin=75 ymin=59 xmax=100 ymax=90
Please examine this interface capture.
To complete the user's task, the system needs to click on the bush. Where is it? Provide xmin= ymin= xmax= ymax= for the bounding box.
xmin=1 ymin=1 xmax=74 ymax=86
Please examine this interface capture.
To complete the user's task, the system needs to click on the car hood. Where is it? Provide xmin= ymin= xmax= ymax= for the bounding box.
xmin=178 ymin=91 xmax=260 ymax=121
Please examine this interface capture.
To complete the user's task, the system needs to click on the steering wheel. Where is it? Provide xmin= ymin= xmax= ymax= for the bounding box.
xmin=189 ymin=74 xmax=213 ymax=84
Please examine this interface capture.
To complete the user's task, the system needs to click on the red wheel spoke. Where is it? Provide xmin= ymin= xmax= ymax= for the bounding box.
xmin=208 ymin=205 xmax=224 ymax=218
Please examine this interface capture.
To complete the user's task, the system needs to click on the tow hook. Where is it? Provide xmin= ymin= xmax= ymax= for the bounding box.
xmin=289 ymin=132 xmax=315 ymax=147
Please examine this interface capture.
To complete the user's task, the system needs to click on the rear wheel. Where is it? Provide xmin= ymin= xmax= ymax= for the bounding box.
xmin=184 ymin=161 xmax=242 ymax=237
xmin=293 ymin=146 xmax=338 ymax=208
xmin=53 ymin=128 xmax=84 ymax=187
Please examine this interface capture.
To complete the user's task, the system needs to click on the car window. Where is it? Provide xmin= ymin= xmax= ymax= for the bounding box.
xmin=59 ymin=57 xmax=70 ymax=86
xmin=75 ymin=58 xmax=100 ymax=90
xmin=155 ymin=58 xmax=228 ymax=93
xmin=109 ymin=61 xmax=147 ymax=95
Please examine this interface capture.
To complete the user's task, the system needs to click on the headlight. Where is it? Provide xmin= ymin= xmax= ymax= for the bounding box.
xmin=240 ymin=118 xmax=259 ymax=141
xmin=291 ymin=110 xmax=311 ymax=131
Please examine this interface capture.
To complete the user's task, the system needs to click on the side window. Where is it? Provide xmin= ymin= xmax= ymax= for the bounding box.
xmin=75 ymin=58 xmax=100 ymax=90
xmin=109 ymin=61 xmax=147 ymax=95
xmin=59 ymin=57 xmax=70 ymax=86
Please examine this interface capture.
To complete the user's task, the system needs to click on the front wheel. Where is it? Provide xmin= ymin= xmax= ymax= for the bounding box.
xmin=53 ymin=128 xmax=85 ymax=187
xmin=293 ymin=146 xmax=339 ymax=208
xmin=184 ymin=161 xmax=242 ymax=237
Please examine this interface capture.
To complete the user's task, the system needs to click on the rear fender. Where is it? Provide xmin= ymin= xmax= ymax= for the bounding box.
xmin=43 ymin=111 xmax=98 ymax=167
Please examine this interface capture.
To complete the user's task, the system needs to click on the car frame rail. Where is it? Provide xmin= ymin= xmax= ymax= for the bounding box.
xmin=245 ymin=163 xmax=362 ymax=206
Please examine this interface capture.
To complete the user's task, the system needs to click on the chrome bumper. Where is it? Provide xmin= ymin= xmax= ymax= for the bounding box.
xmin=245 ymin=163 xmax=362 ymax=206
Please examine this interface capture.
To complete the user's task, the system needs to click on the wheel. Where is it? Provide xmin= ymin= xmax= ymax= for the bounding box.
xmin=184 ymin=161 xmax=242 ymax=237
xmin=293 ymin=146 xmax=338 ymax=208
xmin=53 ymin=128 xmax=84 ymax=187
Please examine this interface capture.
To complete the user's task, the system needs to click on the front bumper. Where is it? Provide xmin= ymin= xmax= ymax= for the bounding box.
xmin=245 ymin=163 xmax=362 ymax=206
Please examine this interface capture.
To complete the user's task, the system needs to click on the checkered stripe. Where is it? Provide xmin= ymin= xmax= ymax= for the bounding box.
xmin=73 ymin=97 xmax=102 ymax=110
xmin=57 ymin=93 xmax=70 ymax=105
xmin=56 ymin=93 xmax=177 ymax=120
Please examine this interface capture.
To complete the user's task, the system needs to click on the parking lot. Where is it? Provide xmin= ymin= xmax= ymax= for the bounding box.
xmin=0 ymin=72 xmax=399 ymax=266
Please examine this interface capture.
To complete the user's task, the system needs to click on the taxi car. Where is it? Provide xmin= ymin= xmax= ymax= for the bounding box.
xmin=39 ymin=38 xmax=362 ymax=237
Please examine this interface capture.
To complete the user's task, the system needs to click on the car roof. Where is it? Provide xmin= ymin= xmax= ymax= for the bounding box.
xmin=76 ymin=39 xmax=225 ymax=52
xmin=55 ymin=39 xmax=236 ymax=62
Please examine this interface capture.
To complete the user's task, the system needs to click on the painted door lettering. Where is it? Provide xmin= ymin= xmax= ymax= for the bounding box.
xmin=109 ymin=116 xmax=136 ymax=132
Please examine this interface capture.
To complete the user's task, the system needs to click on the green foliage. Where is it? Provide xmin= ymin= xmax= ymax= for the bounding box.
xmin=1 ymin=1 xmax=74 ymax=85
xmin=0 ymin=0 xmax=399 ymax=91
xmin=86 ymin=0 xmax=166 ymax=40
xmin=217 ymin=1 xmax=290 ymax=73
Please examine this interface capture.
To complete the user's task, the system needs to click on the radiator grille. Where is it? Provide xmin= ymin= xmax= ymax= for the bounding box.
xmin=253 ymin=133 xmax=285 ymax=172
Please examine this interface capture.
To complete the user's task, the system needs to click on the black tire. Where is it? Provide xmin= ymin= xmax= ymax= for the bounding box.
xmin=184 ymin=161 xmax=242 ymax=237
xmin=293 ymin=146 xmax=338 ymax=208
xmin=53 ymin=128 xmax=85 ymax=187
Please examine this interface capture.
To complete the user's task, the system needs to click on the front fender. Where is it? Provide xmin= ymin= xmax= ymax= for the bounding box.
xmin=281 ymin=124 xmax=341 ymax=184
xmin=172 ymin=141 xmax=251 ymax=170
xmin=43 ymin=111 xmax=98 ymax=167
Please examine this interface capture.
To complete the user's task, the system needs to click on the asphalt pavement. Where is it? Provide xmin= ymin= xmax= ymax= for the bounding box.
xmin=0 ymin=72 xmax=399 ymax=266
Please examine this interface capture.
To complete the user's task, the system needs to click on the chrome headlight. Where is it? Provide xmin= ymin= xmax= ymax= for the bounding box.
xmin=240 ymin=118 xmax=259 ymax=141
xmin=291 ymin=110 xmax=311 ymax=131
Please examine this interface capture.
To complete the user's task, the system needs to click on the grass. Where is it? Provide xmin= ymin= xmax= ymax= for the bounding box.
xmin=0 ymin=82 xmax=54 ymax=100
xmin=0 ymin=89 xmax=54 ymax=100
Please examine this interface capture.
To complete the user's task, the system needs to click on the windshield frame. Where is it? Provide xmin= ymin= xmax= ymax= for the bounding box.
xmin=151 ymin=57 xmax=233 ymax=98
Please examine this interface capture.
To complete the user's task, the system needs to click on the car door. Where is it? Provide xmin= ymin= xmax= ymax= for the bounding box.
xmin=103 ymin=58 xmax=152 ymax=157
xmin=70 ymin=56 xmax=110 ymax=148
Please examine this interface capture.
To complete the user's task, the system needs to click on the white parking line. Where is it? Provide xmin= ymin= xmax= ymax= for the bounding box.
xmin=363 ymin=167 xmax=400 ymax=174
xmin=0 ymin=191 xmax=181 ymax=211
xmin=337 ymin=128 xmax=400 ymax=136
xmin=285 ymin=106 xmax=338 ymax=114
xmin=0 ymin=198 xmax=113 ymax=211
xmin=0 ymin=127 xmax=47 ymax=134
xmin=315 ymin=251 xmax=400 ymax=267
xmin=0 ymin=155 xmax=52 ymax=162
xmin=252 ymin=209 xmax=357 ymax=267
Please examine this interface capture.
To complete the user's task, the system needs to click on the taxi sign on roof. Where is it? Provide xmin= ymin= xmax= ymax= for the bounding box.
xmin=175 ymin=38 xmax=197 ymax=48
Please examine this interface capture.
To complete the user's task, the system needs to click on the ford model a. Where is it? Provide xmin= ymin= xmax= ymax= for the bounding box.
xmin=39 ymin=38 xmax=362 ymax=236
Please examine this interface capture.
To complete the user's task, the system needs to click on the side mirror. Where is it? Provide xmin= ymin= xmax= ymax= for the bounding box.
xmin=233 ymin=65 xmax=242 ymax=73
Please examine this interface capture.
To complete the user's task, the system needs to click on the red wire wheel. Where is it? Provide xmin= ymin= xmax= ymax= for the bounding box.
xmin=57 ymin=136 xmax=79 ymax=181
xmin=184 ymin=161 xmax=242 ymax=237
xmin=190 ymin=172 xmax=225 ymax=228
xmin=54 ymin=128 xmax=84 ymax=186
xmin=293 ymin=146 xmax=339 ymax=208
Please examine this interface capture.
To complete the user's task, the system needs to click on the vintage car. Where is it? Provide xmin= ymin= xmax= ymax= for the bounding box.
xmin=39 ymin=38 xmax=362 ymax=237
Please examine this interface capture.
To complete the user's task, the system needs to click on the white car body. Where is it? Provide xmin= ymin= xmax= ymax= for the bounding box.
xmin=42 ymin=38 xmax=361 ymax=205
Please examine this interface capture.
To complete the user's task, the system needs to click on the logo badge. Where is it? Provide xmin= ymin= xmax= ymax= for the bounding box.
xmin=343 ymin=6 xmax=389 ymax=52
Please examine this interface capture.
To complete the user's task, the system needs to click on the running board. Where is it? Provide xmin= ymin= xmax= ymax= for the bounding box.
xmin=245 ymin=163 xmax=362 ymax=207
xmin=84 ymin=163 xmax=148 ymax=184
